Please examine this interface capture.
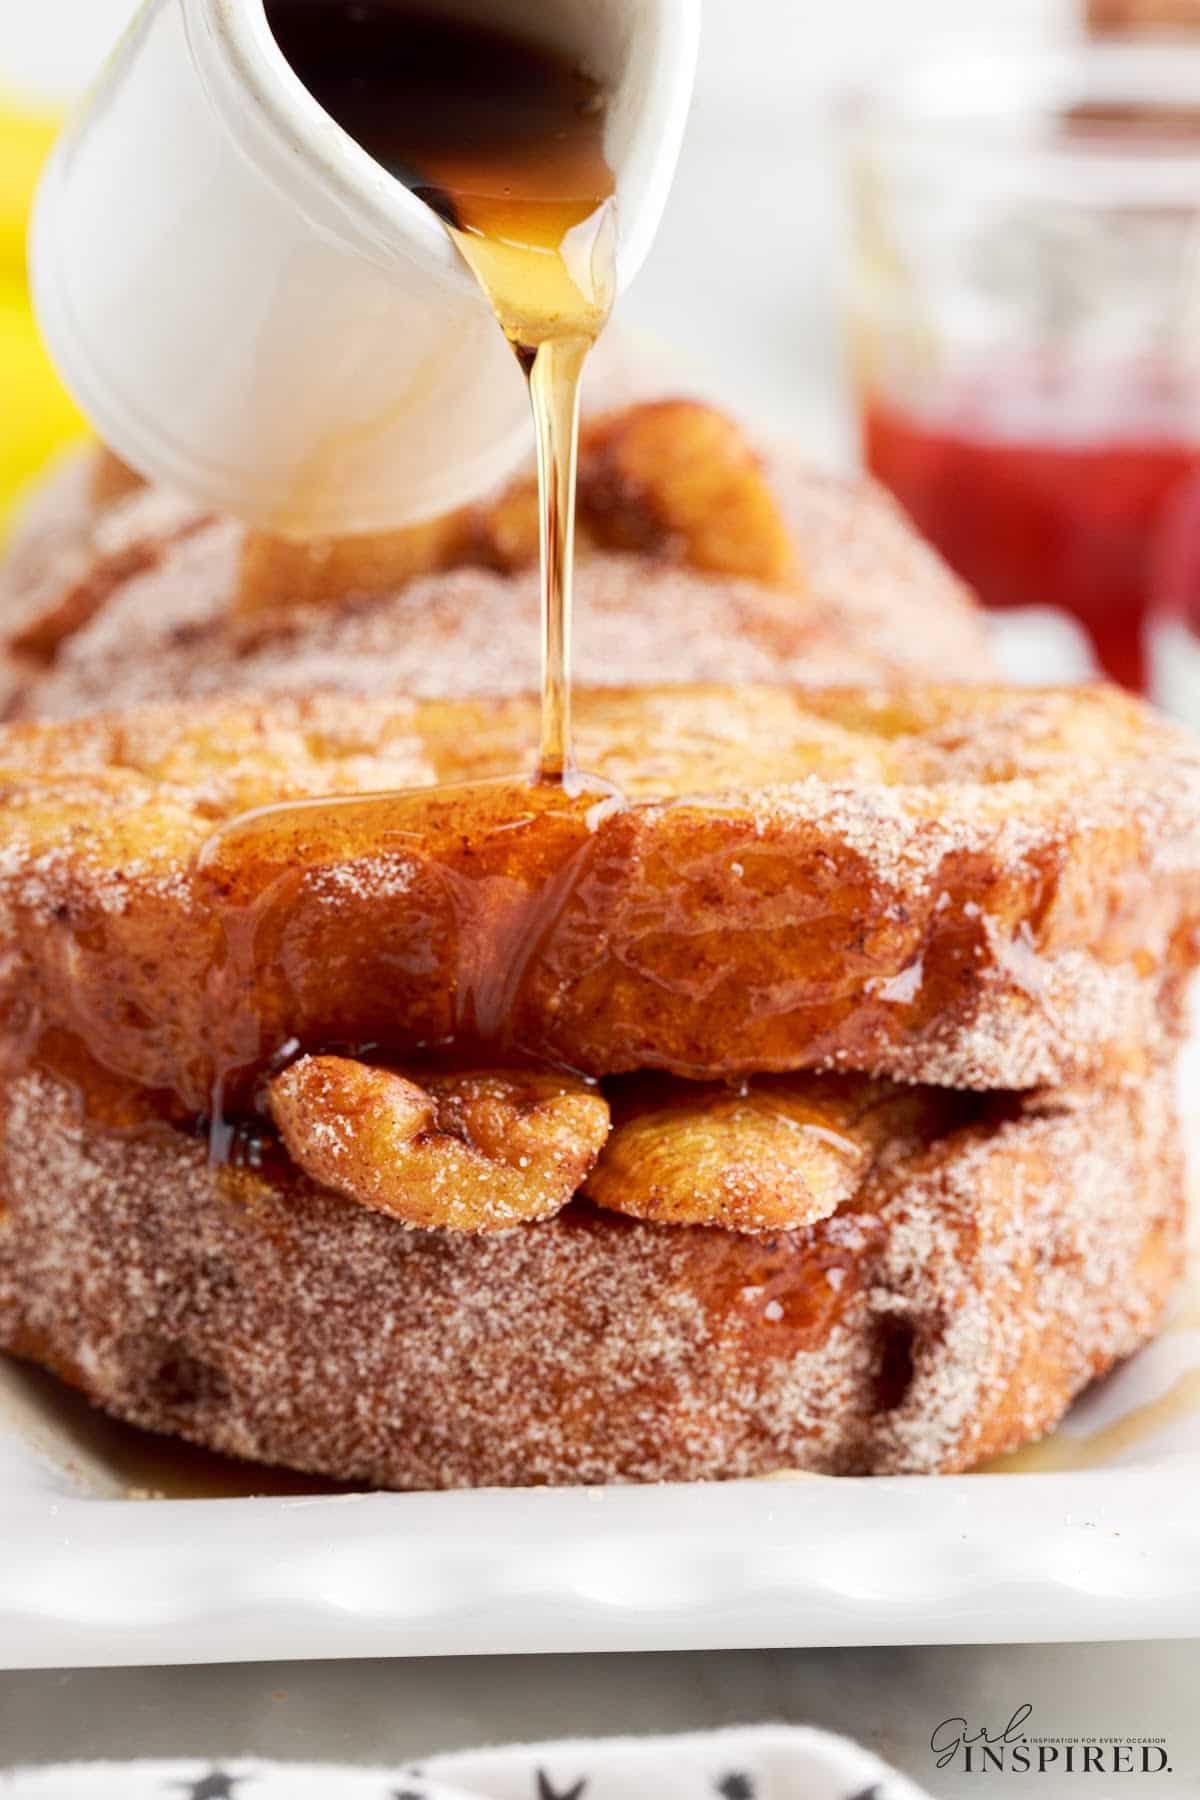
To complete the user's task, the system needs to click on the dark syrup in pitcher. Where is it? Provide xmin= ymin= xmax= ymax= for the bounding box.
xmin=265 ymin=1 xmax=618 ymax=777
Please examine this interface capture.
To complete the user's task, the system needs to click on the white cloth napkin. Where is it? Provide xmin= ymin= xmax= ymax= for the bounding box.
xmin=1 ymin=1727 xmax=931 ymax=1800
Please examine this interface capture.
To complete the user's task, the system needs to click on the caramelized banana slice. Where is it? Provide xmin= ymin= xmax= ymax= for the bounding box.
xmin=230 ymin=400 xmax=795 ymax=618
xmin=481 ymin=400 xmax=796 ymax=582
xmin=269 ymin=1055 xmax=610 ymax=1232
xmin=577 ymin=400 xmax=795 ymax=584
xmin=473 ymin=476 xmax=541 ymax=573
xmin=234 ymin=509 xmax=480 ymax=620
xmin=585 ymin=1075 xmax=947 ymax=1233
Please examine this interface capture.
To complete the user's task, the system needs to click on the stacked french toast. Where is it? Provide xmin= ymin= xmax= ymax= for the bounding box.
xmin=0 ymin=402 xmax=1195 ymax=1488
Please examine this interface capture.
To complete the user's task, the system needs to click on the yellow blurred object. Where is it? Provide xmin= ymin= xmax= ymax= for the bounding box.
xmin=0 ymin=94 xmax=87 ymax=536
xmin=0 ymin=97 xmax=60 ymax=275
xmin=0 ymin=276 xmax=85 ymax=531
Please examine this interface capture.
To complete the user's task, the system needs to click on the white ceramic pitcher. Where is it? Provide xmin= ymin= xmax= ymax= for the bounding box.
xmin=30 ymin=0 xmax=698 ymax=534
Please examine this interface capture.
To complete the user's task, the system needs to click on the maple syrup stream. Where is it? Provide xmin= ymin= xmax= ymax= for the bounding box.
xmin=195 ymin=5 xmax=622 ymax=1138
xmin=265 ymin=1 xmax=618 ymax=779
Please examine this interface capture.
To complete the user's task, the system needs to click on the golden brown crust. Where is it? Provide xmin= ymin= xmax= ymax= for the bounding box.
xmin=0 ymin=1062 xmax=1182 ymax=1487
xmin=0 ymin=683 xmax=1196 ymax=1110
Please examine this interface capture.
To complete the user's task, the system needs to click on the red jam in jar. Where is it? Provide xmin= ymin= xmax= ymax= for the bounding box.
xmin=863 ymin=392 xmax=1200 ymax=692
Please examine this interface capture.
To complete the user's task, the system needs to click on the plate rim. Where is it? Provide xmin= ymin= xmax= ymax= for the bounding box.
xmin=2 ymin=1450 xmax=1199 ymax=1664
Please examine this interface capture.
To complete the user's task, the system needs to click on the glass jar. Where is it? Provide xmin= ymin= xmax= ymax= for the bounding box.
xmin=842 ymin=40 xmax=1200 ymax=705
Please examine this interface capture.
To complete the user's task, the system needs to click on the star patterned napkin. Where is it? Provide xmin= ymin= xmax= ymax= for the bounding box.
xmin=1 ymin=1727 xmax=930 ymax=1800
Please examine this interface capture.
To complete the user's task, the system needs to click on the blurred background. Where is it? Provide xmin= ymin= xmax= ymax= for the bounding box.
xmin=0 ymin=0 xmax=1070 ymax=516
xmin=8 ymin=0 xmax=1200 ymax=707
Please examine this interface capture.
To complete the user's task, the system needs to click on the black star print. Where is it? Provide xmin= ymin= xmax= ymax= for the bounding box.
xmin=846 ymin=1787 xmax=883 ymax=1800
xmin=716 ymin=1776 xmax=756 ymax=1800
xmin=536 ymin=1772 xmax=587 ymax=1800
xmin=168 ymin=1773 xmax=247 ymax=1800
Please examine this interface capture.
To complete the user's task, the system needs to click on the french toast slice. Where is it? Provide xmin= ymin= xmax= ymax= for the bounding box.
xmin=1 ymin=402 xmax=992 ymax=721
xmin=0 ymin=681 xmax=1196 ymax=1108
xmin=0 ymin=1057 xmax=1182 ymax=1485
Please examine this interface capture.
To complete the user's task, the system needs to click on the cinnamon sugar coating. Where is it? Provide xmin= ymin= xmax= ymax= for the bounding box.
xmin=0 ymin=405 xmax=991 ymax=723
xmin=0 ymin=1062 xmax=1182 ymax=1487
xmin=0 ymin=683 xmax=1196 ymax=1109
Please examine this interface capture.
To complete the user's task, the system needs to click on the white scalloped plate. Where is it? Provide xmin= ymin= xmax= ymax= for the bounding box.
xmin=0 ymin=1031 xmax=1197 ymax=1668
xmin=0 ymin=1430 xmax=1198 ymax=1664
